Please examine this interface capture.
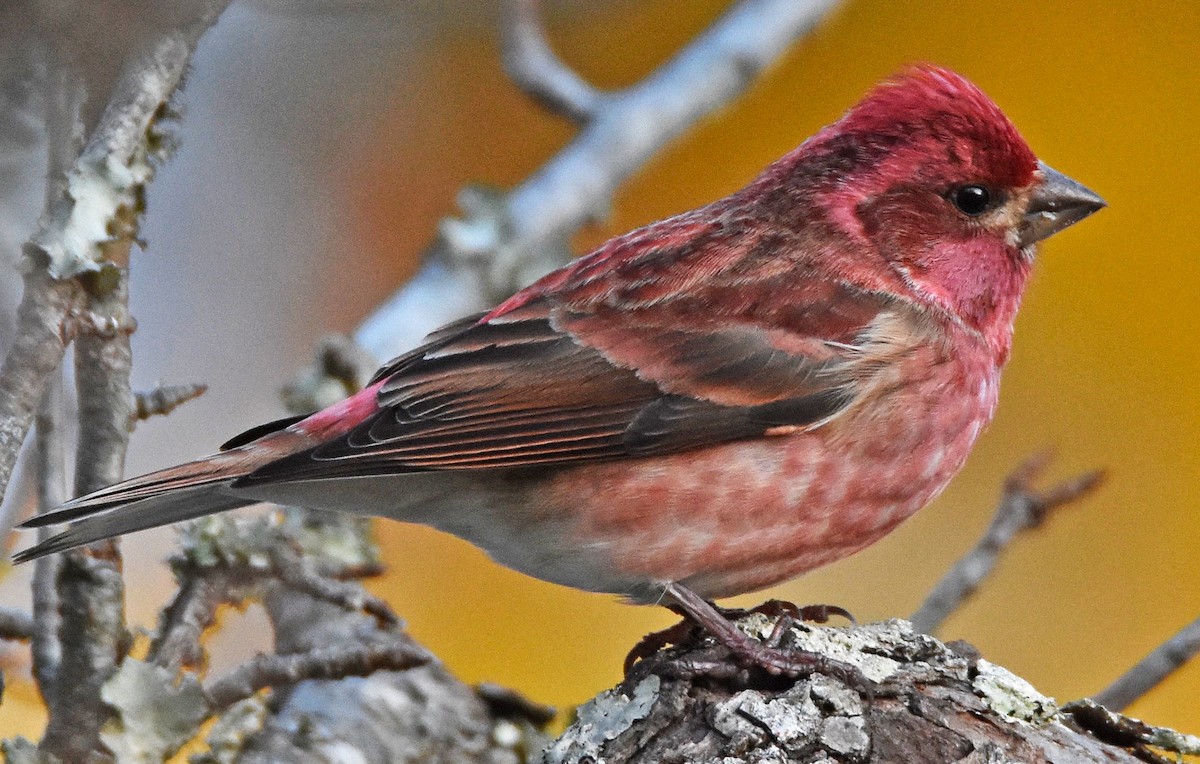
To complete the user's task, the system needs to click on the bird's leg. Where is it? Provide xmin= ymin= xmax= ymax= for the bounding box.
xmin=661 ymin=582 xmax=871 ymax=693
xmin=624 ymin=593 xmax=858 ymax=675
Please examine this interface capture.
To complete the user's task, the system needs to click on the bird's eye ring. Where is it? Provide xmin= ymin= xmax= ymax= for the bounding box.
xmin=951 ymin=185 xmax=991 ymax=216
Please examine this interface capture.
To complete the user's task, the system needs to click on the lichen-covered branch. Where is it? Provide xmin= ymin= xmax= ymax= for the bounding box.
xmin=0 ymin=264 xmax=80 ymax=520
xmin=147 ymin=566 xmax=232 ymax=675
xmin=549 ymin=615 xmax=1156 ymax=763
xmin=351 ymin=0 xmax=842 ymax=370
xmin=30 ymin=378 xmax=66 ymax=708
xmin=38 ymin=273 xmax=134 ymax=761
xmin=204 ymin=641 xmax=432 ymax=713
xmin=911 ymin=452 xmax=1105 ymax=635
xmin=1093 ymin=615 xmax=1200 ymax=712
xmin=132 ymin=381 xmax=208 ymax=423
xmin=16 ymin=3 xmax=231 ymax=757
xmin=1063 ymin=699 xmax=1200 ymax=760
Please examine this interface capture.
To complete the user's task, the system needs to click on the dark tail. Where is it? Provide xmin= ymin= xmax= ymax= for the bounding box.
xmin=14 ymin=432 xmax=309 ymax=563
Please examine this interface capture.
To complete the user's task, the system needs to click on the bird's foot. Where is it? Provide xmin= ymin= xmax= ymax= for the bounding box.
xmin=649 ymin=582 xmax=873 ymax=697
xmin=623 ymin=597 xmax=853 ymax=675
xmin=623 ymin=617 xmax=701 ymax=675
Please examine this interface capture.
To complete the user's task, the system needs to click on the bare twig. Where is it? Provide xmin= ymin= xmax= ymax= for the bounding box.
xmin=1063 ymin=699 xmax=1200 ymax=758
xmin=148 ymin=567 xmax=232 ymax=675
xmin=271 ymin=547 xmax=400 ymax=628
xmin=204 ymin=641 xmax=433 ymax=713
xmin=132 ymin=381 xmax=207 ymax=423
xmin=31 ymin=376 xmax=67 ymax=707
xmin=0 ymin=607 xmax=34 ymax=641
xmin=353 ymin=0 xmax=841 ymax=366
xmin=1092 ymin=615 xmax=1200 ymax=712
xmin=911 ymin=452 xmax=1105 ymax=635
xmin=501 ymin=0 xmax=602 ymax=123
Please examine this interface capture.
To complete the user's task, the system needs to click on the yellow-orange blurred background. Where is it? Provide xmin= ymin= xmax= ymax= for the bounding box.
xmin=3 ymin=0 xmax=1199 ymax=743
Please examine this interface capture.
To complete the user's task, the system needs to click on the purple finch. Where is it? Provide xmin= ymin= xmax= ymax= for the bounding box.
xmin=18 ymin=66 xmax=1103 ymax=670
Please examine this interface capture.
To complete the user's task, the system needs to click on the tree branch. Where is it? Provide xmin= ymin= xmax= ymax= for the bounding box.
xmin=30 ymin=378 xmax=66 ymax=709
xmin=501 ymin=0 xmax=602 ymax=123
xmin=350 ymin=0 xmax=841 ymax=373
xmin=204 ymin=641 xmax=432 ymax=714
xmin=1063 ymin=699 xmax=1200 ymax=759
xmin=25 ymin=3 xmax=232 ymax=757
xmin=147 ymin=566 xmax=232 ymax=675
xmin=1093 ymin=615 xmax=1200 ymax=712
xmin=39 ymin=275 xmax=134 ymax=761
xmin=269 ymin=546 xmax=400 ymax=629
xmin=25 ymin=40 xmax=83 ymax=718
xmin=911 ymin=452 xmax=1105 ymax=635
xmin=0 ymin=264 xmax=80 ymax=520
xmin=0 ymin=607 xmax=34 ymax=641
xmin=132 ymin=381 xmax=207 ymax=423
xmin=550 ymin=614 xmax=1154 ymax=763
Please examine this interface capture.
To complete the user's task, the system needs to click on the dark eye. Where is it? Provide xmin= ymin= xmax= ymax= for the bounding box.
xmin=952 ymin=185 xmax=991 ymax=216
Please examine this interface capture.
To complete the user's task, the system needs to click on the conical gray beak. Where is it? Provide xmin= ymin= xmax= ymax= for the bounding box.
xmin=1017 ymin=161 xmax=1105 ymax=249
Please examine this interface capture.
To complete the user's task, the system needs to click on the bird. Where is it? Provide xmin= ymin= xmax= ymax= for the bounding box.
xmin=17 ymin=65 xmax=1104 ymax=674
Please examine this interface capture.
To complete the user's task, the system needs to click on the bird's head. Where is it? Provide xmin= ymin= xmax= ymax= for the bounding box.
xmin=757 ymin=65 xmax=1104 ymax=352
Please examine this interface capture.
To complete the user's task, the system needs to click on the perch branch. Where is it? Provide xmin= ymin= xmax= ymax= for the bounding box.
xmin=1092 ymin=615 xmax=1200 ymax=712
xmin=501 ymin=0 xmax=602 ymax=123
xmin=204 ymin=641 xmax=433 ymax=713
xmin=352 ymin=0 xmax=841 ymax=368
xmin=911 ymin=452 xmax=1105 ymax=635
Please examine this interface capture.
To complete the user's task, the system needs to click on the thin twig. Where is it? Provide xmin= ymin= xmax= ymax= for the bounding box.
xmin=911 ymin=452 xmax=1105 ymax=635
xmin=1063 ymin=699 xmax=1200 ymax=758
xmin=501 ymin=0 xmax=602 ymax=123
xmin=0 ymin=607 xmax=34 ymax=641
xmin=204 ymin=641 xmax=433 ymax=713
xmin=148 ymin=567 xmax=233 ymax=674
xmin=1093 ymin=615 xmax=1200 ymax=712
xmin=271 ymin=546 xmax=400 ymax=628
xmin=354 ymin=0 xmax=841 ymax=366
xmin=31 ymin=376 xmax=67 ymax=706
xmin=132 ymin=381 xmax=208 ymax=423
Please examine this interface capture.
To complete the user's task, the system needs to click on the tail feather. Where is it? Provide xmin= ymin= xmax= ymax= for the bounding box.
xmin=22 ymin=450 xmax=265 ymax=529
xmin=14 ymin=429 xmax=316 ymax=562
xmin=13 ymin=485 xmax=254 ymax=563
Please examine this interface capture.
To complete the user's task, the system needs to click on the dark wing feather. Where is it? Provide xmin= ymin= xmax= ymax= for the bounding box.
xmin=236 ymin=284 xmax=884 ymax=486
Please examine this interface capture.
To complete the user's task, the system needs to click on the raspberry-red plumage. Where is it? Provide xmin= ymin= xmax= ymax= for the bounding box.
xmin=17 ymin=66 xmax=1101 ymax=608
